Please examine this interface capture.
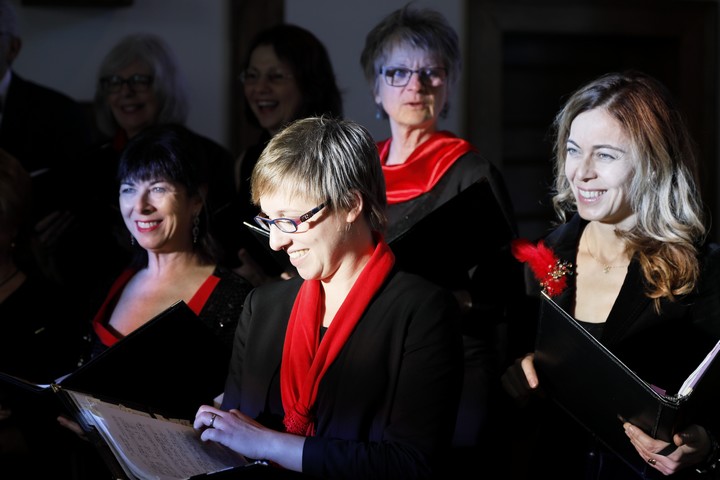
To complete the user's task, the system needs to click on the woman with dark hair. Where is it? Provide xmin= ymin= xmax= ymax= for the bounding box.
xmin=59 ymin=34 xmax=239 ymax=304
xmin=86 ymin=124 xmax=252 ymax=358
xmin=57 ymin=124 xmax=254 ymax=478
xmin=233 ymin=24 xmax=343 ymax=284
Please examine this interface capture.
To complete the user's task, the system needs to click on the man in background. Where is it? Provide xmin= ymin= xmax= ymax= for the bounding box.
xmin=0 ymin=0 xmax=93 ymax=279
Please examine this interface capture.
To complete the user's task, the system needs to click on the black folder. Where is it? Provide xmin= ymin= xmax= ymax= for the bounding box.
xmin=387 ymin=178 xmax=514 ymax=282
xmin=0 ymin=301 xmax=232 ymax=420
xmin=535 ymin=291 xmax=720 ymax=478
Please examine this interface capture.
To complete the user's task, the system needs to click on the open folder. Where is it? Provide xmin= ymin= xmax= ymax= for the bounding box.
xmin=56 ymin=388 xmax=265 ymax=480
xmin=535 ymin=291 xmax=720 ymax=478
xmin=0 ymin=301 xmax=232 ymax=421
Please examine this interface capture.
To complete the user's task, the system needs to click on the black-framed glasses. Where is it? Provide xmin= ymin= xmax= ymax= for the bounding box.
xmin=239 ymin=69 xmax=294 ymax=86
xmin=253 ymin=201 xmax=328 ymax=233
xmin=100 ymin=74 xmax=154 ymax=93
xmin=380 ymin=66 xmax=447 ymax=87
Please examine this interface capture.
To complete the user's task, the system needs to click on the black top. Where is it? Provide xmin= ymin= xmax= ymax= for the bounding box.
xmin=222 ymin=270 xmax=464 ymax=479
xmin=503 ymin=213 xmax=720 ymax=479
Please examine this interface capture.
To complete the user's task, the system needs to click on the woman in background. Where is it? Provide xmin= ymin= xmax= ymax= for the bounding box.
xmin=360 ymin=5 xmax=525 ymax=473
xmin=233 ymin=24 xmax=343 ymax=285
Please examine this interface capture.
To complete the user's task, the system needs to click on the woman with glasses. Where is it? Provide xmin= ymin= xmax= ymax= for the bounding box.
xmin=60 ymin=33 xmax=241 ymax=304
xmin=359 ymin=5 xmax=524 ymax=474
xmin=194 ymin=116 xmax=463 ymax=480
xmin=233 ymin=24 xmax=343 ymax=286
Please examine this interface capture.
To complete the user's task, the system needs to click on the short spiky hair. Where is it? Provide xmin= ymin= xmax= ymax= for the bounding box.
xmin=251 ymin=116 xmax=387 ymax=234
xmin=360 ymin=4 xmax=461 ymax=95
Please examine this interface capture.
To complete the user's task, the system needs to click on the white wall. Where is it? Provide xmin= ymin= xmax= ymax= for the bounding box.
xmin=10 ymin=0 xmax=229 ymax=148
xmin=9 ymin=0 xmax=463 ymax=150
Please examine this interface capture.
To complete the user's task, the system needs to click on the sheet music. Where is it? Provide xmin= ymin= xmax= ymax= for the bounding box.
xmin=678 ymin=339 xmax=720 ymax=397
xmin=65 ymin=390 xmax=249 ymax=480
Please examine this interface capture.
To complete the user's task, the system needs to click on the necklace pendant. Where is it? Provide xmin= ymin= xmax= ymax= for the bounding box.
xmin=603 ymin=265 xmax=611 ymax=274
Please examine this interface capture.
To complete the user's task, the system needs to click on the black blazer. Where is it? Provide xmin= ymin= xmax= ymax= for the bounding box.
xmin=222 ymin=270 xmax=464 ymax=480
xmin=512 ymin=213 xmax=720 ymax=479
xmin=0 ymin=72 xmax=92 ymax=219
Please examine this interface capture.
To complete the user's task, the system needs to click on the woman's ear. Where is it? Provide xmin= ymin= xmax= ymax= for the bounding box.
xmin=191 ymin=185 xmax=207 ymax=217
xmin=345 ymin=190 xmax=364 ymax=224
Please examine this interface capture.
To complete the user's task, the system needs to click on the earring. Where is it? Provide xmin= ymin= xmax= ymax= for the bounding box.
xmin=375 ymin=103 xmax=384 ymax=120
xmin=193 ymin=216 xmax=200 ymax=244
xmin=130 ymin=234 xmax=135 ymax=246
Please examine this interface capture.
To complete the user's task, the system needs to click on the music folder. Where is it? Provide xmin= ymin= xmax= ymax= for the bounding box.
xmin=387 ymin=178 xmax=514 ymax=282
xmin=535 ymin=291 xmax=720 ymax=478
xmin=56 ymin=388 xmax=265 ymax=480
xmin=0 ymin=300 xmax=232 ymax=421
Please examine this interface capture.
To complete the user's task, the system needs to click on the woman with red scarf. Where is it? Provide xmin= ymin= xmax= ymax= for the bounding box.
xmin=194 ymin=116 xmax=463 ymax=479
xmin=359 ymin=5 xmax=524 ymax=474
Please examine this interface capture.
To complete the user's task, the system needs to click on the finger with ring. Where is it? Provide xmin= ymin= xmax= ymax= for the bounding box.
xmin=647 ymin=457 xmax=656 ymax=466
xmin=209 ymin=413 xmax=217 ymax=428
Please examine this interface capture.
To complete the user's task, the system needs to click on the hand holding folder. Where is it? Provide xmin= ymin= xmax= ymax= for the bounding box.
xmin=534 ymin=292 xmax=720 ymax=478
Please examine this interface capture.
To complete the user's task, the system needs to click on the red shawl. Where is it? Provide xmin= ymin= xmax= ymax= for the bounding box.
xmin=378 ymin=130 xmax=475 ymax=204
xmin=281 ymin=238 xmax=395 ymax=436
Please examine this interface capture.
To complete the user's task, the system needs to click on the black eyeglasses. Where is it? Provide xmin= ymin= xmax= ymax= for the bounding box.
xmin=100 ymin=74 xmax=154 ymax=93
xmin=253 ymin=202 xmax=327 ymax=234
xmin=380 ymin=66 xmax=448 ymax=87
xmin=239 ymin=69 xmax=294 ymax=86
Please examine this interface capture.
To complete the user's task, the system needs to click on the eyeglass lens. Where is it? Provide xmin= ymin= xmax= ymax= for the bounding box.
xmin=102 ymin=74 xmax=153 ymax=93
xmin=382 ymin=67 xmax=446 ymax=87
xmin=253 ymin=202 xmax=327 ymax=234
xmin=240 ymin=70 xmax=293 ymax=86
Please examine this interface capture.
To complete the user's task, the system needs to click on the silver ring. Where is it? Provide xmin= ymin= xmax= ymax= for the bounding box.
xmin=209 ymin=413 xmax=217 ymax=428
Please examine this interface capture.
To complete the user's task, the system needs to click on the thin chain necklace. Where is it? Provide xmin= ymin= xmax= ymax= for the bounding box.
xmin=0 ymin=267 xmax=19 ymax=288
xmin=585 ymin=237 xmax=629 ymax=274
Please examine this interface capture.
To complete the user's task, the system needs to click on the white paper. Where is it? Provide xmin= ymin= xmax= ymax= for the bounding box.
xmin=65 ymin=390 xmax=249 ymax=480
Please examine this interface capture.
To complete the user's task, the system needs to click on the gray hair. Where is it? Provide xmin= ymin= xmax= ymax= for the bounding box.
xmin=251 ymin=116 xmax=387 ymax=234
xmin=94 ymin=33 xmax=189 ymax=137
xmin=360 ymin=4 xmax=461 ymax=102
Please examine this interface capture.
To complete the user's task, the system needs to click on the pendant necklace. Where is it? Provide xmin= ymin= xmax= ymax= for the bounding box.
xmin=585 ymin=238 xmax=629 ymax=274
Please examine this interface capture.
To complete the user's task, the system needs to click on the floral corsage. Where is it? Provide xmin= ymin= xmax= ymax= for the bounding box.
xmin=511 ymin=238 xmax=573 ymax=297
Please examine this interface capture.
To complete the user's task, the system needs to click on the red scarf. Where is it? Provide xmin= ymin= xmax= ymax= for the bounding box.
xmin=378 ymin=130 xmax=475 ymax=204
xmin=281 ymin=238 xmax=395 ymax=436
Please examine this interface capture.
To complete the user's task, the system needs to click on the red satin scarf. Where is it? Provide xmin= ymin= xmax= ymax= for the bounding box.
xmin=378 ymin=130 xmax=476 ymax=204
xmin=281 ymin=238 xmax=395 ymax=436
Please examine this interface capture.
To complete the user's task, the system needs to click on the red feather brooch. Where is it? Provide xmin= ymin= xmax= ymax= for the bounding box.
xmin=511 ymin=238 xmax=573 ymax=297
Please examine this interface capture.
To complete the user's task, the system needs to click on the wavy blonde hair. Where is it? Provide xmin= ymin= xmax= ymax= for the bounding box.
xmin=551 ymin=71 xmax=706 ymax=306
